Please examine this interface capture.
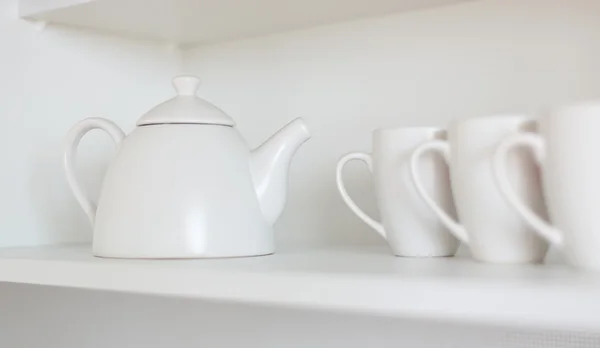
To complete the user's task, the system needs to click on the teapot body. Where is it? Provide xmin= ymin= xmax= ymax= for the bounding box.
xmin=63 ymin=76 xmax=310 ymax=259
xmin=94 ymin=124 xmax=273 ymax=258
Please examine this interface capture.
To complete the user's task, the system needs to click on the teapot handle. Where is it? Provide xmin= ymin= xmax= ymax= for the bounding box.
xmin=63 ymin=118 xmax=125 ymax=227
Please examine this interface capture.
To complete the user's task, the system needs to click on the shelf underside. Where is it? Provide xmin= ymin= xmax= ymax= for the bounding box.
xmin=20 ymin=0 xmax=477 ymax=45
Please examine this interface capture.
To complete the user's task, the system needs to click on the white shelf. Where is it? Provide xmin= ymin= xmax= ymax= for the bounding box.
xmin=1 ymin=244 xmax=599 ymax=331
xmin=20 ymin=0 xmax=476 ymax=45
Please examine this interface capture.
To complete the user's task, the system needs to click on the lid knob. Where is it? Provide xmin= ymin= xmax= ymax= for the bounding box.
xmin=172 ymin=76 xmax=200 ymax=96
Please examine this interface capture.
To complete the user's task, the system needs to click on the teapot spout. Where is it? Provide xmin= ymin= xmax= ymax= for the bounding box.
xmin=250 ymin=118 xmax=311 ymax=225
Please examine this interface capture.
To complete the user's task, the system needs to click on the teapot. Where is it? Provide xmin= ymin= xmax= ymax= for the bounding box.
xmin=63 ymin=76 xmax=310 ymax=258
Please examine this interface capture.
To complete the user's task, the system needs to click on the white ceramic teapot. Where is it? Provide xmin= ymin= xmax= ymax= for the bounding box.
xmin=64 ymin=76 xmax=310 ymax=258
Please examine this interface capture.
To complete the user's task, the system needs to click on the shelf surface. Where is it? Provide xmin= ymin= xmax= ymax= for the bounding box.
xmin=1 ymin=244 xmax=600 ymax=331
xmin=20 ymin=0 xmax=477 ymax=45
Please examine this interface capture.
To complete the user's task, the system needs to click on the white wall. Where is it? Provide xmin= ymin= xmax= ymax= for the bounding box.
xmin=184 ymin=0 xmax=600 ymax=249
xmin=0 ymin=0 xmax=181 ymax=247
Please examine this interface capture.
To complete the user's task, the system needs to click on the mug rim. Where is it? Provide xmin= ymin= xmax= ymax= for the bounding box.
xmin=552 ymin=99 xmax=600 ymax=116
xmin=451 ymin=114 xmax=534 ymax=124
xmin=374 ymin=126 xmax=441 ymax=133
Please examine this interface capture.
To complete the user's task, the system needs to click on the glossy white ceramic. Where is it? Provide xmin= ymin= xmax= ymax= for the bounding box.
xmin=63 ymin=76 xmax=311 ymax=258
xmin=336 ymin=127 xmax=459 ymax=257
xmin=493 ymin=102 xmax=600 ymax=270
xmin=410 ymin=116 xmax=548 ymax=264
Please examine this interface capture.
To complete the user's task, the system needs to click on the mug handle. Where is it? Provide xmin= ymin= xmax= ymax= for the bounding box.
xmin=63 ymin=118 xmax=125 ymax=227
xmin=336 ymin=152 xmax=385 ymax=238
xmin=409 ymin=140 xmax=469 ymax=244
xmin=493 ymin=133 xmax=564 ymax=247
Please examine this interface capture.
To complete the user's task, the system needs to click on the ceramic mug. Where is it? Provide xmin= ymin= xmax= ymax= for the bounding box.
xmin=410 ymin=116 xmax=548 ymax=263
xmin=493 ymin=102 xmax=600 ymax=270
xmin=336 ymin=127 xmax=459 ymax=257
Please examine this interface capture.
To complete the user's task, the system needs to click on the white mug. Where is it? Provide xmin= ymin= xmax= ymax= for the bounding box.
xmin=494 ymin=102 xmax=600 ymax=270
xmin=410 ymin=116 xmax=548 ymax=263
xmin=336 ymin=127 xmax=459 ymax=257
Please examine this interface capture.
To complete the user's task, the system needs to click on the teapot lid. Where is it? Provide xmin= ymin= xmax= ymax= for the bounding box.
xmin=137 ymin=76 xmax=235 ymax=126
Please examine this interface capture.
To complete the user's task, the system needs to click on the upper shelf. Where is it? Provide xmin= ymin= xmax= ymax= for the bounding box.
xmin=1 ymin=244 xmax=600 ymax=331
xmin=20 ymin=0 xmax=476 ymax=45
